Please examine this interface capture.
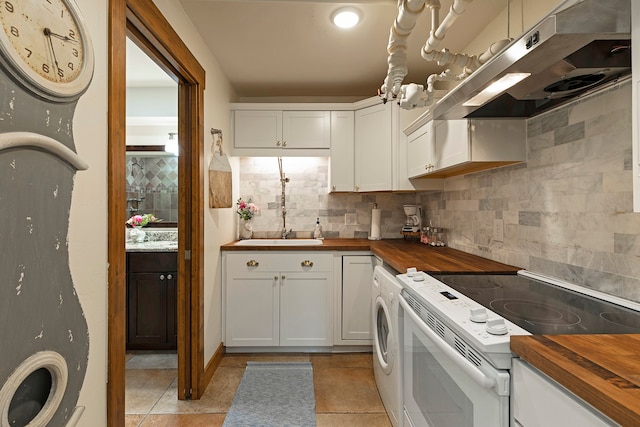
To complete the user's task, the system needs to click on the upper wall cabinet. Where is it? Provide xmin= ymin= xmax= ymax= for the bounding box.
xmin=406 ymin=118 xmax=526 ymax=179
xmin=231 ymin=109 xmax=330 ymax=156
xmin=329 ymin=110 xmax=355 ymax=192
xmin=354 ymin=103 xmax=393 ymax=192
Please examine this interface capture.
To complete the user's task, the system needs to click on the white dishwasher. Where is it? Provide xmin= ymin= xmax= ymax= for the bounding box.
xmin=512 ymin=359 xmax=618 ymax=426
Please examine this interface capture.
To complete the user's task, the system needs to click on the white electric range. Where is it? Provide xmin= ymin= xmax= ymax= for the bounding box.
xmin=395 ymin=269 xmax=640 ymax=427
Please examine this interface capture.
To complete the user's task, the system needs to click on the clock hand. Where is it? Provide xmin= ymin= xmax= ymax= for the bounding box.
xmin=48 ymin=31 xmax=78 ymax=44
xmin=43 ymin=28 xmax=61 ymax=81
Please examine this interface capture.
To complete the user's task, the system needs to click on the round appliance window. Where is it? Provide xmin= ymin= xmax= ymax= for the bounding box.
xmin=0 ymin=351 xmax=68 ymax=427
xmin=374 ymin=296 xmax=394 ymax=374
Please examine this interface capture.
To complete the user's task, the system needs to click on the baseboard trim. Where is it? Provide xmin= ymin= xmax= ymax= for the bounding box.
xmin=201 ymin=342 xmax=225 ymax=392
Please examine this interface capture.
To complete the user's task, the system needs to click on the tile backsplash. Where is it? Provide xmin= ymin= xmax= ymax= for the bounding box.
xmin=125 ymin=155 xmax=178 ymax=222
xmin=420 ymin=81 xmax=640 ymax=303
xmin=238 ymin=157 xmax=418 ymax=239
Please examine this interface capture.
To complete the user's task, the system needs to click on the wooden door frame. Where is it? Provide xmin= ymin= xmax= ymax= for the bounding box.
xmin=108 ymin=0 xmax=206 ymax=425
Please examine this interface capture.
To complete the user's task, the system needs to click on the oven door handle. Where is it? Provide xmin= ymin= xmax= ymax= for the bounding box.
xmin=399 ymin=294 xmax=497 ymax=390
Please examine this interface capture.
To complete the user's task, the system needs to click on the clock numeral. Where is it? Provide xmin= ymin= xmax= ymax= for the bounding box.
xmin=67 ymin=62 xmax=74 ymax=71
xmin=24 ymin=48 xmax=32 ymax=58
xmin=57 ymin=68 xmax=64 ymax=78
xmin=72 ymin=48 xmax=78 ymax=58
xmin=4 ymin=1 xmax=14 ymax=13
xmin=68 ymin=29 xmax=76 ymax=40
xmin=42 ymin=63 xmax=50 ymax=74
xmin=9 ymin=26 xmax=18 ymax=37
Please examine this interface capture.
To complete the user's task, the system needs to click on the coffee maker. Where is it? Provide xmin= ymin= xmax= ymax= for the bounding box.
xmin=402 ymin=205 xmax=422 ymax=233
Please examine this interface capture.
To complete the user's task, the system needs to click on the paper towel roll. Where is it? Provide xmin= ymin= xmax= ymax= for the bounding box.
xmin=369 ymin=208 xmax=381 ymax=240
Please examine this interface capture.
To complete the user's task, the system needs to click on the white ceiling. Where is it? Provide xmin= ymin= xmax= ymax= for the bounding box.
xmin=128 ymin=0 xmax=510 ymax=99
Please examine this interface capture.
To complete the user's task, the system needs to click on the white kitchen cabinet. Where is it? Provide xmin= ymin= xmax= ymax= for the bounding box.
xmin=329 ymin=110 xmax=355 ymax=192
xmin=512 ymin=359 xmax=617 ymax=427
xmin=430 ymin=119 xmax=526 ymax=177
xmin=354 ymin=102 xmax=393 ymax=192
xmin=405 ymin=117 xmax=526 ymax=178
xmin=339 ymin=255 xmax=374 ymax=343
xmin=407 ymin=120 xmax=435 ymax=179
xmin=224 ymin=252 xmax=333 ymax=348
xmin=232 ymin=109 xmax=330 ymax=153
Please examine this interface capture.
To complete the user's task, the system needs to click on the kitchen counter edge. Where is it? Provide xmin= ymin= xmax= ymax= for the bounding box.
xmin=221 ymin=238 xmax=521 ymax=274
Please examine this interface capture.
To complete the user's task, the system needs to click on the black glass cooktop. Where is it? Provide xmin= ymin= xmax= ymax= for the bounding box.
xmin=432 ymin=274 xmax=640 ymax=335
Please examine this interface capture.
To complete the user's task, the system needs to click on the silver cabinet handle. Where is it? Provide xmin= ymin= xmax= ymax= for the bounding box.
xmin=159 ymin=274 xmax=165 ymax=280
xmin=355 ymin=185 xmax=360 ymax=192
xmin=274 ymin=276 xmax=279 ymax=281
xmin=281 ymin=275 xmax=286 ymax=280
xmin=331 ymin=185 xmax=336 ymax=191
xmin=282 ymin=140 xmax=287 ymax=147
xmin=276 ymin=141 xmax=282 ymax=147
xmin=167 ymin=274 xmax=173 ymax=280
xmin=301 ymin=260 xmax=314 ymax=267
xmin=246 ymin=260 xmax=259 ymax=267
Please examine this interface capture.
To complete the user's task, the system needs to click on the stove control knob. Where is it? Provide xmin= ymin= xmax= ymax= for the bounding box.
xmin=469 ymin=308 xmax=488 ymax=323
xmin=486 ymin=318 xmax=508 ymax=335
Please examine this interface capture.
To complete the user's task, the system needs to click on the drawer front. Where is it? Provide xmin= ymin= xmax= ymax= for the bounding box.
xmin=127 ymin=252 xmax=178 ymax=273
xmin=225 ymin=252 xmax=333 ymax=272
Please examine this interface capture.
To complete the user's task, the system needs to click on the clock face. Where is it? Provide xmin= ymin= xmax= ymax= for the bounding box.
xmin=0 ymin=0 xmax=94 ymax=101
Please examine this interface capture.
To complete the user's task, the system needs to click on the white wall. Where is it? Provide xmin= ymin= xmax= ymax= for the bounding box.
xmin=67 ymin=0 xmax=108 ymax=424
xmin=152 ymin=0 xmax=237 ymax=364
xmin=127 ymin=87 xmax=178 ymax=117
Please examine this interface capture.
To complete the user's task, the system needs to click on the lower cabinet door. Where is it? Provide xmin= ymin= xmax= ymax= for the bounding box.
xmin=341 ymin=255 xmax=374 ymax=341
xmin=225 ymin=273 xmax=279 ymax=346
xmin=127 ymin=271 xmax=177 ymax=350
xmin=279 ymin=271 xmax=333 ymax=347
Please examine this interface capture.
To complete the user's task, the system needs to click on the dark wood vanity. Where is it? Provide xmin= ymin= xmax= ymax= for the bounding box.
xmin=126 ymin=252 xmax=178 ymax=350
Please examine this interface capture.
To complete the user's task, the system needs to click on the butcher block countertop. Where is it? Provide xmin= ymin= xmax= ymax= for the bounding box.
xmin=511 ymin=334 xmax=640 ymax=426
xmin=221 ymin=238 xmax=521 ymax=274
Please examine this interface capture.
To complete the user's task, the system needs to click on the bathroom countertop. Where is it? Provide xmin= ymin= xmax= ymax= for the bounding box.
xmin=125 ymin=241 xmax=178 ymax=252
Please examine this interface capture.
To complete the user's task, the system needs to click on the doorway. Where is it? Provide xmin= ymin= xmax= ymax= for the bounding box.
xmin=108 ymin=0 xmax=206 ymax=425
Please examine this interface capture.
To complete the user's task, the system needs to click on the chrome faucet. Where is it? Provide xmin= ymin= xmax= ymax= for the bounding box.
xmin=281 ymin=228 xmax=292 ymax=239
xmin=126 ymin=196 xmax=145 ymax=214
xmin=278 ymin=157 xmax=291 ymax=239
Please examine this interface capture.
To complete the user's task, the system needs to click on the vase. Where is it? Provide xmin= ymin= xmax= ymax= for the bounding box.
xmin=130 ymin=227 xmax=146 ymax=243
xmin=238 ymin=218 xmax=253 ymax=240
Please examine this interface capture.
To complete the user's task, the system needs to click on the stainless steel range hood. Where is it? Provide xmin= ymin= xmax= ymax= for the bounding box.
xmin=433 ymin=0 xmax=631 ymax=120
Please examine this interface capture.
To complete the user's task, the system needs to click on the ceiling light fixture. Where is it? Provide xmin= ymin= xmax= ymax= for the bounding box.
xmin=332 ymin=7 xmax=361 ymax=29
xmin=165 ymin=132 xmax=179 ymax=156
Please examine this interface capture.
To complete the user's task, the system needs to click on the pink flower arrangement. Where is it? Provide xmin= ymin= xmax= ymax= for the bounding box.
xmin=126 ymin=213 xmax=160 ymax=228
xmin=236 ymin=198 xmax=259 ymax=220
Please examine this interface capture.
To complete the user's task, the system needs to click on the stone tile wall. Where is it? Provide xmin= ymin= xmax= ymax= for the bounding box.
xmin=420 ymin=81 xmax=640 ymax=303
xmin=238 ymin=157 xmax=418 ymax=239
xmin=125 ymin=155 xmax=178 ymax=222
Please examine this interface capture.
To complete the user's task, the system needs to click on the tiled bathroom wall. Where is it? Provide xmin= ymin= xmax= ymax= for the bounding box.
xmin=125 ymin=155 xmax=178 ymax=222
xmin=238 ymin=157 xmax=419 ymax=239
xmin=420 ymin=81 xmax=640 ymax=303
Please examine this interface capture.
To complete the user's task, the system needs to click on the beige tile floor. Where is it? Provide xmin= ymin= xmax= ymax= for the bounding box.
xmin=125 ymin=352 xmax=391 ymax=427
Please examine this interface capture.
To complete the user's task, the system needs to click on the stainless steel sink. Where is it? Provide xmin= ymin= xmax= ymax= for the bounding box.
xmin=234 ymin=239 xmax=323 ymax=246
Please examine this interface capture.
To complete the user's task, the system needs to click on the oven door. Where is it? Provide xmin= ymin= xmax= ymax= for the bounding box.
xmin=399 ymin=294 xmax=509 ymax=427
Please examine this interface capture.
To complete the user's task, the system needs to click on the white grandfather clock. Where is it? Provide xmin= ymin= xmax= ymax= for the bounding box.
xmin=0 ymin=1 xmax=94 ymax=426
